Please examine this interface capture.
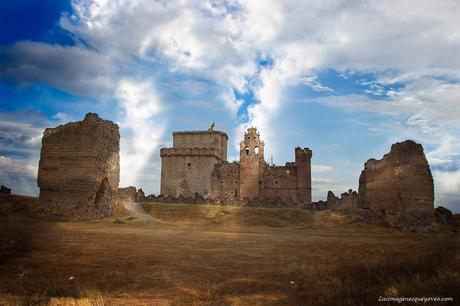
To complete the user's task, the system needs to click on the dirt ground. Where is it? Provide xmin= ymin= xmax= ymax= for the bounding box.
xmin=0 ymin=197 xmax=459 ymax=305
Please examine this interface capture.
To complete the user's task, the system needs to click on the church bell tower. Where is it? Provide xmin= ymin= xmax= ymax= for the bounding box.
xmin=239 ymin=127 xmax=265 ymax=200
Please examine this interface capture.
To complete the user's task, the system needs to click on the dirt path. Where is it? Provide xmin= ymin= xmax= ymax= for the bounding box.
xmin=312 ymin=211 xmax=325 ymax=227
xmin=123 ymin=201 xmax=163 ymax=224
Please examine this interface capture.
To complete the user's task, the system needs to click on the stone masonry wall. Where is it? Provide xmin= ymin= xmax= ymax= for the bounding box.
xmin=37 ymin=113 xmax=119 ymax=221
xmin=358 ymin=140 xmax=434 ymax=230
xmin=118 ymin=186 xmax=137 ymax=202
xmin=211 ymin=162 xmax=240 ymax=203
xmin=358 ymin=140 xmax=434 ymax=212
xmin=326 ymin=189 xmax=358 ymax=210
xmin=262 ymin=164 xmax=298 ymax=202
xmin=161 ymin=148 xmax=221 ymax=198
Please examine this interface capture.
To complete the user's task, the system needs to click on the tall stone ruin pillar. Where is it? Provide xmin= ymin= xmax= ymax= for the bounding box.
xmin=37 ymin=113 xmax=120 ymax=220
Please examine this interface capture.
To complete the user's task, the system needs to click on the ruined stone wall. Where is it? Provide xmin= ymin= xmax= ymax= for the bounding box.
xmin=358 ymin=140 xmax=434 ymax=213
xmin=262 ymin=165 xmax=298 ymax=202
xmin=358 ymin=140 xmax=434 ymax=230
xmin=211 ymin=162 xmax=240 ymax=202
xmin=160 ymin=148 xmax=221 ymax=198
xmin=37 ymin=113 xmax=119 ymax=220
xmin=173 ymin=131 xmax=228 ymax=160
xmin=118 ymin=186 xmax=137 ymax=202
xmin=327 ymin=189 xmax=358 ymax=210
xmin=118 ymin=186 xmax=145 ymax=202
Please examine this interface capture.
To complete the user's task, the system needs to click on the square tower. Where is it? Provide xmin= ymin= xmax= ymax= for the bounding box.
xmin=160 ymin=130 xmax=228 ymax=198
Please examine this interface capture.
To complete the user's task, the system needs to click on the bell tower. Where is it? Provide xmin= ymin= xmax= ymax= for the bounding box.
xmin=239 ymin=127 xmax=265 ymax=200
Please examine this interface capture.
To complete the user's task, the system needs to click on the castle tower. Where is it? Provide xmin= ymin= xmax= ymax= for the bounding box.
xmin=160 ymin=130 xmax=228 ymax=198
xmin=295 ymin=147 xmax=312 ymax=204
xmin=239 ymin=127 xmax=265 ymax=200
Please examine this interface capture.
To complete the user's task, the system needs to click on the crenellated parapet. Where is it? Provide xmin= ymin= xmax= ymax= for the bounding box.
xmin=173 ymin=130 xmax=228 ymax=139
xmin=295 ymin=147 xmax=313 ymax=158
xmin=160 ymin=147 xmax=221 ymax=158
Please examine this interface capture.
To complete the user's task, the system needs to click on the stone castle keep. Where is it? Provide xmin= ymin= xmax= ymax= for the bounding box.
xmin=160 ymin=127 xmax=312 ymax=205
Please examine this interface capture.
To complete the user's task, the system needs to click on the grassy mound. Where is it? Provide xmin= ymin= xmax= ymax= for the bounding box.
xmin=142 ymin=202 xmax=314 ymax=227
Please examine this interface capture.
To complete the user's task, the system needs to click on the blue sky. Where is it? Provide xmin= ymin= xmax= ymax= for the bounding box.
xmin=1 ymin=0 xmax=460 ymax=212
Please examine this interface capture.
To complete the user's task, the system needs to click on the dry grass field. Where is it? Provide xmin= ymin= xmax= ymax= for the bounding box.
xmin=0 ymin=195 xmax=459 ymax=305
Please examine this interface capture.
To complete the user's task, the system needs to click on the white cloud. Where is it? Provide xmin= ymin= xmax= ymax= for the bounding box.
xmin=312 ymin=165 xmax=333 ymax=173
xmin=434 ymin=169 xmax=460 ymax=194
xmin=432 ymin=169 xmax=460 ymax=212
xmin=0 ymin=112 xmax=46 ymax=159
xmin=52 ymin=112 xmax=74 ymax=124
xmin=222 ymin=89 xmax=243 ymax=115
xmin=116 ymin=79 xmax=165 ymax=187
xmin=3 ymin=1 xmax=454 ymax=150
xmin=0 ymin=156 xmax=38 ymax=176
xmin=299 ymin=76 xmax=335 ymax=93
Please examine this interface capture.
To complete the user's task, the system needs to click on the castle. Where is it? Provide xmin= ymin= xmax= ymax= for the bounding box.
xmin=32 ymin=113 xmax=438 ymax=230
xmin=160 ymin=127 xmax=312 ymax=205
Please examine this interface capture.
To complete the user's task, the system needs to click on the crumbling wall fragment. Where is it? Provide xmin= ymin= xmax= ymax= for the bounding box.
xmin=118 ymin=186 xmax=137 ymax=202
xmin=136 ymin=188 xmax=146 ymax=202
xmin=326 ymin=189 xmax=358 ymax=210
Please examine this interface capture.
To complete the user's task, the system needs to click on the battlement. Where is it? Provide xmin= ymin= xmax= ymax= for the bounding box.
xmin=172 ymin=130 xmax=228 ymax=139
xmin=160 ymin=147 xmax=221 ymax=158
xmin=171 ymin=129 xmax=228 ymax=161
xmin=295 ymin=147 xmax=313 ymax=158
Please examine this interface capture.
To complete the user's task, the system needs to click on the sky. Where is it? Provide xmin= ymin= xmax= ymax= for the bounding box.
xmin=0 ymin=0 xmax=459 ymax=212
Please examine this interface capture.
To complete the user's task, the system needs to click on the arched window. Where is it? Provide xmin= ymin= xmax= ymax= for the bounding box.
xmin=245 ymin=146 xmax=250 ymax=155
xmin=254 ymin=146 xmax=259 ymax=156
